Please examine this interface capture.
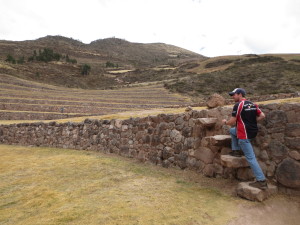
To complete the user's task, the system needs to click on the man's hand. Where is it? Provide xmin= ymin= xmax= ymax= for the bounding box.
xmin=257 ymin=112 xmax=266 ymax=121
xmin=222 ymin=117 xmax=236 ymax=126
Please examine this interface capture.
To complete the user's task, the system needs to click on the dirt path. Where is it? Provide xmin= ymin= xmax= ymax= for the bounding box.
xmin=162 ymin=168 xmax=300 ymax=225
xmin=228 ymin=195 xmax=300 ymax=225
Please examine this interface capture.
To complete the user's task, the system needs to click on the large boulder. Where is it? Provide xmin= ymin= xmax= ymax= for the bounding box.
xmin=276 ymin=158 xmax=300 ymax=188
xmin=206 ymin=93 xmax=225 ymax=108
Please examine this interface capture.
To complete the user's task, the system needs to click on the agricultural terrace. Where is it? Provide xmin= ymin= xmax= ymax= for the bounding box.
xmin=0 ymin=74 xmax=192 ymax=121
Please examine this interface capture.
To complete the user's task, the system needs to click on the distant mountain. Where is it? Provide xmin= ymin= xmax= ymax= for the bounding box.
xmin=1 ymin=35 xmax=299 ymax=99
xmin=87 ymin=37 xmax=204 ymax=66
xmin=0 ymin=35 xmax=205 ymax=89
xmin=0 ymin=35 xmax=205 ymax=67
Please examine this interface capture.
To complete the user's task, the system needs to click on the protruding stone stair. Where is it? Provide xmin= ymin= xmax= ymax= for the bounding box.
xmin=203 ymin=132 xmax=278 ymax=202
xmin=236 ymin=182 xmax=278 ymax=202
xmin=220 ymin=155 xmax=249 ymax=168
xmin=205 ymin=134 xmax=231 ymax=146
xmin=197 ymin=118 xmax=218 ymax=128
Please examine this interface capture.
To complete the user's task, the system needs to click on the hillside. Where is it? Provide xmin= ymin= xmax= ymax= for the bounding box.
xmin=164 ymin=54 xmax=300 ymax=99
xmin=0 ymin=35 xmax=204 ymax=89
xmin=0 ymin=35 xmax=299 ymax=102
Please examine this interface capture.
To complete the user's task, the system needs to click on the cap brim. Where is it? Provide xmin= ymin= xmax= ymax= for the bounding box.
xmin=228 ymin=92 xmax=235 ymax=96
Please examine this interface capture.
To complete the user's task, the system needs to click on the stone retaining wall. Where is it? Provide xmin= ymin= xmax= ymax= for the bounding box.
xmin=1 ymin=102 xmax=299 ymax=193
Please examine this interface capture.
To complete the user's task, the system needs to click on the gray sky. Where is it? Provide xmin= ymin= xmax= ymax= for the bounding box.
xmin=0 ymin=0 xmax=299 ymax=57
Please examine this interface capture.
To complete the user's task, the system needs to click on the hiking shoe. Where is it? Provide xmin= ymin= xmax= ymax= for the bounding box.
xmin=229 ymin=150 xmax=244 ymax=157
xmin=249 ymin=180 xmax=268 ymax=190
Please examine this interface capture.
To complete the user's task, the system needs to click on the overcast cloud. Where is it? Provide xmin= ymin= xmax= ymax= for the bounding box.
xmin=0 ymin=0 xmax=299 ymax=57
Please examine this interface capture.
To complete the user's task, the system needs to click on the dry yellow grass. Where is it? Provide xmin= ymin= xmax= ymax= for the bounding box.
xmin=1 ymin=97 xmax=299 ymax=125
xmin=0 ymin=88 xmax=190 ymax=104
xmin=0 ymin=63 xmax=15 ymax=70
xmin=0 ymin=145 xmax=239 ymax=225
xmin=107 ymin=70 xmax=134 ymax=74
xmin=0 ymin=96 xmax=181 ymax=106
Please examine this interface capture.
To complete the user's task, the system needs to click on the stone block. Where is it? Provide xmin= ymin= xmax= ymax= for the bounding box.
xmin=267 ymin=140 xmax=288 ymax=160
xmin=289 ymin=151 xmax=300 ymax=161
xmin=197 ymin=118 xmax=218 ymax=128
xmin=194 ymin=147 xmax=215 ymax=164
xmin=265 ymin=110 xmax=288 ymax=129
xmin=236 ymin=167 xmax=254 ymax=181
xmin=220 ymin=155 xmax=249 ymax=168
xmin=205 ymin=135 xmax=231 ymax=147
xmin=203 ymin=164 xmax=215 ymax=177
xmin=236 ymin=182 xmax=278 ymax=201
xmin=285 ymin=123 xmax=300 ymax=137
xmin=276 ymin=158 xmax=300 ymax=188
xmin=170 ymin=129 xmax=183 ymax=143
xmin=114 ymin=119 xmax=122 ymax=129
xmin=220 ymin=147 xmax=231 ymax=155
xmin=285 ymin=137 xmax=300 ymax=150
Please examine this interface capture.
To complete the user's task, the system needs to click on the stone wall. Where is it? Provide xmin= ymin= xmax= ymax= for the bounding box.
xmin=0 ymin=102 xmax=299 ymax=193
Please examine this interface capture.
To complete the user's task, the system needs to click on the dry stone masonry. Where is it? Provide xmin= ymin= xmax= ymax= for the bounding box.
xmin=0 ymin=102 xmax=299 ymax=197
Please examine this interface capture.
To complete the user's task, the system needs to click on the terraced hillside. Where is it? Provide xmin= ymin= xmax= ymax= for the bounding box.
xmin=0 ymin=74 xmax=192 ymax=121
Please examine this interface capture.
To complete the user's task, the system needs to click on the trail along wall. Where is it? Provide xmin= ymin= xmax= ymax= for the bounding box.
xmin=0 ymin=102 xmax=299 ymax=194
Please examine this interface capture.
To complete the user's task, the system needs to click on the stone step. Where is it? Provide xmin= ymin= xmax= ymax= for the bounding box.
xmin=196 ymin=118 xmax=218 ymax=128
xmin=205 ymin=135 xmax=231 ymax=146
xmin=236 ymin=182 xmax=278 ymax=202
xmin=221 ymin=155 xmax=249 ymax=168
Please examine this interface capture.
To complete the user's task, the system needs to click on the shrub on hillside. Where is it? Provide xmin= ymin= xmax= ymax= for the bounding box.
xmin=5 ymin=55 xmax=25 ymax=64
xmin=106 ymin=61 xmax=118 ymax=68
xmin=5 ymin=54 xmax=16 ymax=64
xmin=81 ymin=64 xmax=91 ymax=75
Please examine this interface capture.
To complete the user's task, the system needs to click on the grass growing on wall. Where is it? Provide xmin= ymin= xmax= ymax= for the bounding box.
xmin=0 ymin=145 xmax=239 ymax=225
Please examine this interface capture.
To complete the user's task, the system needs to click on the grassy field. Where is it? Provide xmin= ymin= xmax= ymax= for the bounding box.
xmin=0 ymin=145 xmax=241 ymax=225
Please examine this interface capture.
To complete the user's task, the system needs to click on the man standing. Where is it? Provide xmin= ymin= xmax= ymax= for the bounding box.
xmin=222 ymin=88 xmax=267 ymax=190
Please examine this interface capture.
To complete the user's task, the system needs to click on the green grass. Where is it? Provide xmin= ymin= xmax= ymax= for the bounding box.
xmin=0 ymin=144 xmax=239 ymax=225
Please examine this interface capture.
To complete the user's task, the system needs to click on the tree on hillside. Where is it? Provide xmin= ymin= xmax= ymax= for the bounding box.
xmin=81 ymin=64 xmax=91 ymax=75
xmin=28 ymin=48 xmax=61 ymax=63
xmin=5 ymin=54 xmax=16 ymax=64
